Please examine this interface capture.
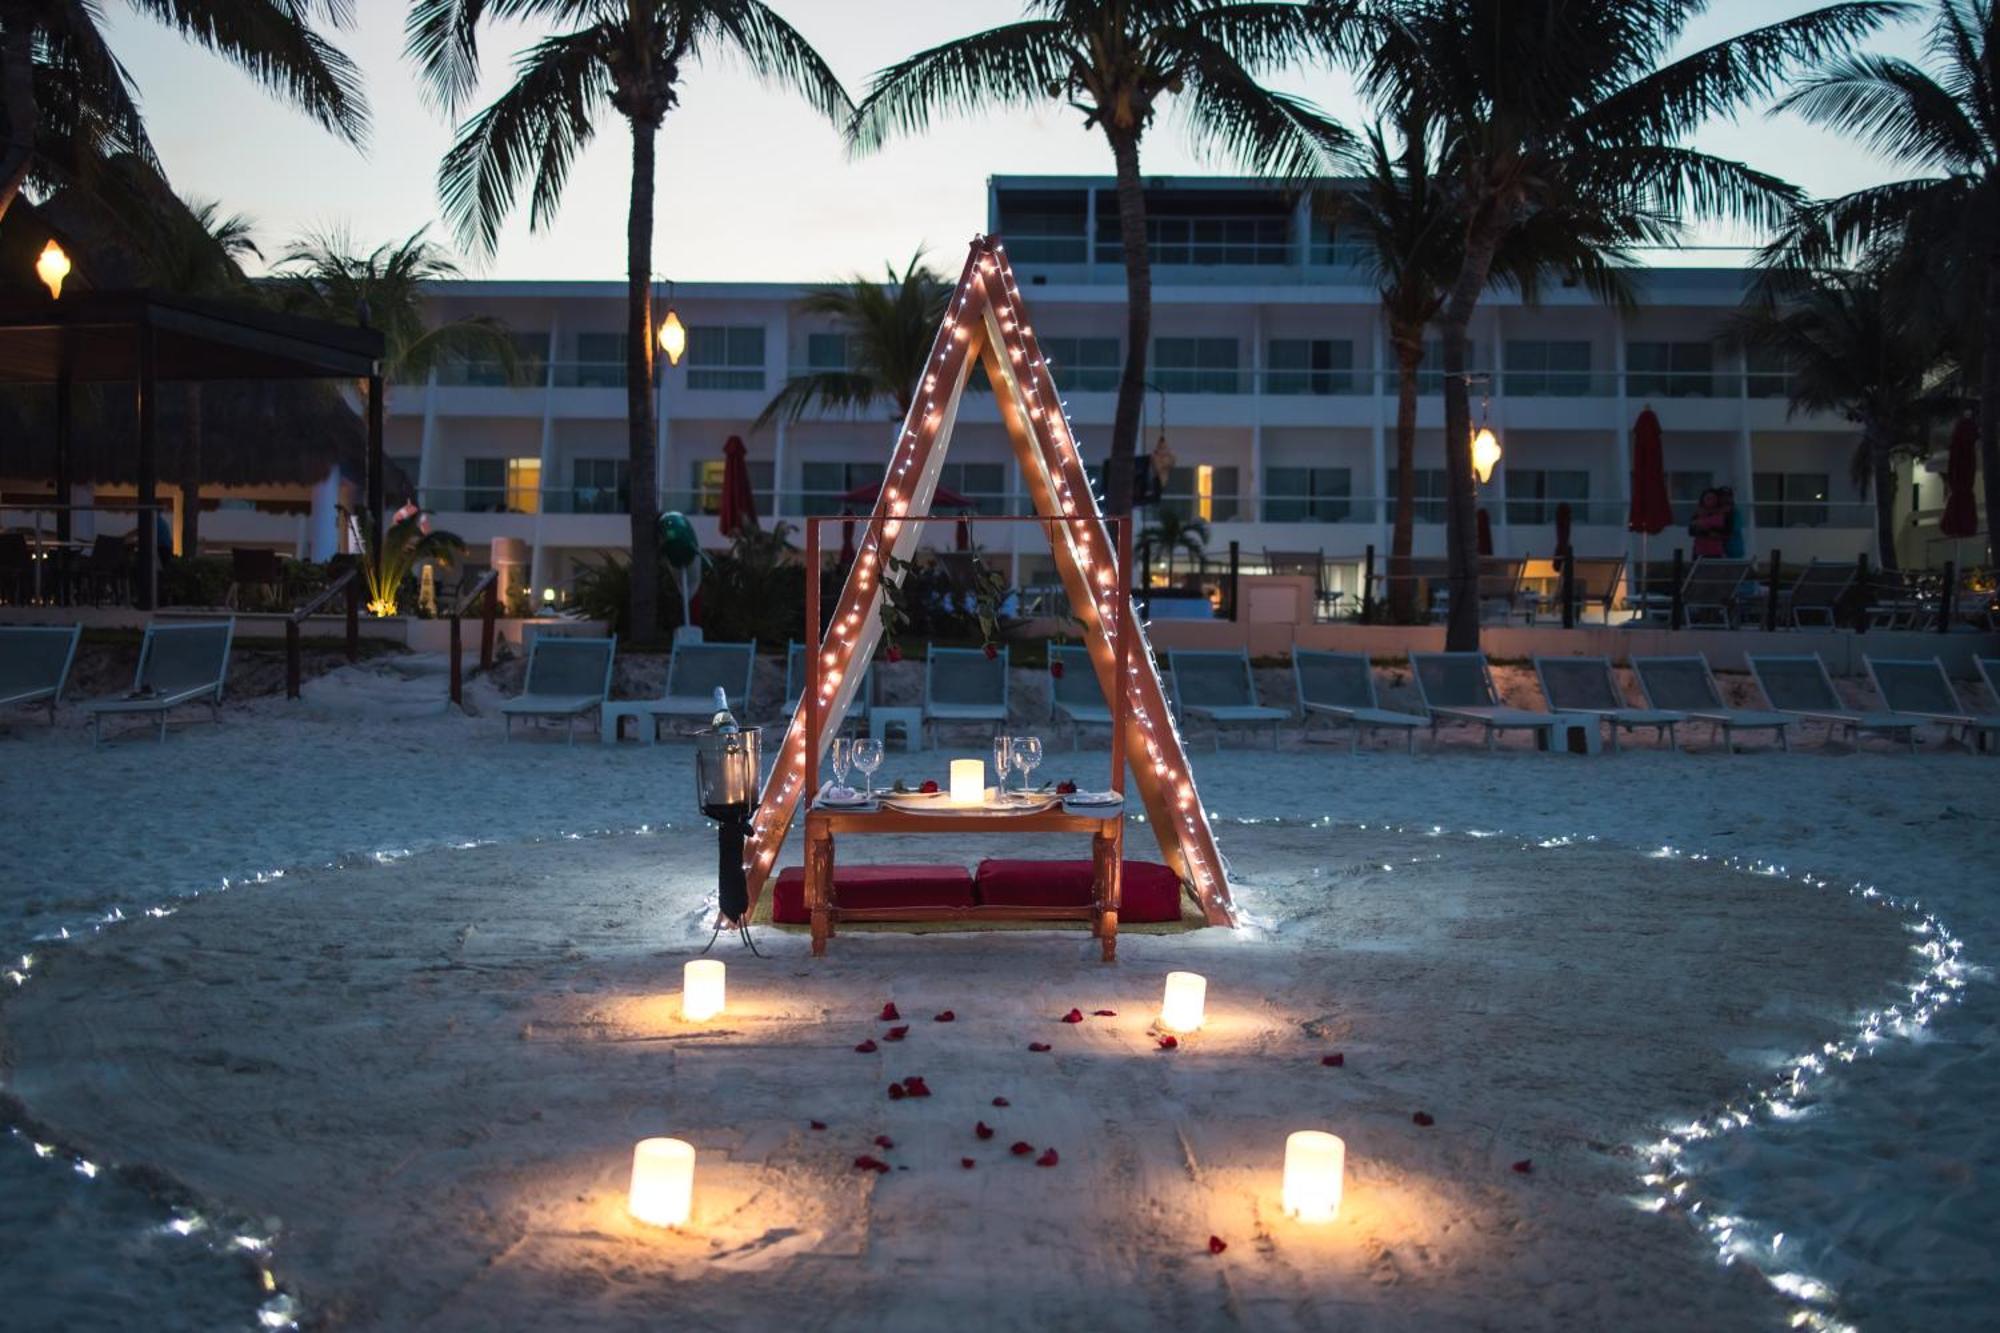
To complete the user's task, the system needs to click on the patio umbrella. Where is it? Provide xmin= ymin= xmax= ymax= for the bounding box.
xmin=1940 ymin=415 xmax=1979 ymax=540
xmin=717 ymin=435 xmax=756 ymax=538
xmin=1628 ymin=408 xmax=1672 ymax=610
xmin=956 ymin=515 xmax=973 ymax=551
xmin=1476 ymin=506 xmax=1493 ymax=556
xmin=838 ymin=507 xmax=857 ymax=564
xmin=1555 ymin=500 xmax=1573 ymax=555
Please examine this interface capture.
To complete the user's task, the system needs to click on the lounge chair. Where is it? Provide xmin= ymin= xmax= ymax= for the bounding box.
xmin=1780 ymin=560 xmax=1854 ymax=628
xmin=0 ymin=624 xmax=82 ymax=725
xmin=1048 ymin=643 xmax=1113 ymax=748
xmin=500 ymin=634 xmax=617 ymax=744
xmin=1292 ymin=649 xmax=1423 ymax=753
xmin=1428 ymin=557 xmax=1529 ymax=624
xmin=1631 ymin=655 xmax=1793 ymax=752
xmin=1537 ymin=555 xmax=1625 ymax=624
xmin=1408 ymin=651 xmax=1561 ymax=750
xmin=786 ymin=640 xmax=871 ymax=730
xmin=1681 ymin=557 xmax=1753 ymax=627
xmin=82 ymin=618 xmax=234 ymax=745
xmin=631 ymin=639 xmax=757 ymax=738
xmin=1747 ymin=653 xmax=1920 ymax=752
xmin=1863 ymin=568 xmax=1928 ymax=630
xmin=1532 ymin=655 xmax=1683 ymax=752
xmin=1865 ymin=657 xmax=2000 ymax=753
xmin=1981 ymin=657 xmax=2000 ymax=710
xmin=1166 ymin=649 xmax=1287 ymax=750
xmin=924 ymin=645 xmax=1009 ymax=744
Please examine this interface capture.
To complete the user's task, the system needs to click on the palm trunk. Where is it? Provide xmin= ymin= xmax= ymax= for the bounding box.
xmin=624 ymin=117 xmax=662 ymax=641
xmin=1981 ymin=246 xmax=2000 ymax=567
xmin=1866 ymin=420 xmax=1899 ymax=572
xmin=1388 ymin=331 xmax=1422 ymax=622
xmin=180 ymin=384 xmax=203 ymax=557
xmin=1104 ymin=128 xmax=1151 ymax=517
xmin=1439 ymin=227 xmax=1502 ymax=653
xmin=0 ymin=25 xmax=35 ymax=225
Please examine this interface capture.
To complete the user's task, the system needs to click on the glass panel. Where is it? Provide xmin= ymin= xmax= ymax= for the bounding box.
xmin=1153 ymin=336 xmax=1241 ymax=394
xmin=1504 ymin=340 xmax=1594 ymax=397
xmin=1628 ymin=340 xmax=1716 ymax=398
xmin=1264 ymin=466 xmax=1352 ymax=522
xmin=1266 ymin=339 xmax=1357 ymax=395
xmin=1041 ymin=336 xmax=1120 ymax=392
xmin=687 ymin=326 xmax=766 ymax=390
xmin=505 ymin=458 xmax=541 ymax=515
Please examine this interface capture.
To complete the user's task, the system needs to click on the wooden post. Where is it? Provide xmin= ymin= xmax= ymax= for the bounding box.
xmin=1361 ymin=542 xmax=1376 ymax=623
xmin=480 ymin=577 xmax=498 ymax=669
xmin=285 ymin=620 xmax=301 ymax=700
xmin=54 ymin=364 xmax=72 ymax=545
xmin=1765 ymin=548 xmax=1782 ymax=630
xmin=1669 ymin=547 xmax=1685 ymax=630
xmin=1855 ymin=553 xmax=1871 ymax=633
xmin=1939 ymin=560 xmax=1956 ymax=635
xmin=450 ymin=610 xmax=463 ymax=706
xmin=1226 ymin=539 xmax=1240 ymax=622
xmin=1559 ymin=544 xmax=1576 ymax=629
xmin=344 ymin=572 xmax=360 ymax=661
xmin=805 ymin=515 xmax=821 ymax=809
xmin=135 ymin=321 xmax=158 ymax=610
xmin=366 ymin=366 xmax=386 ymax=559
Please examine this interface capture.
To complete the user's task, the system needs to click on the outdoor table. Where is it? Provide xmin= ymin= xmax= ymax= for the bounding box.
xmin=803 ymin=796 xmax=1125 ymax=961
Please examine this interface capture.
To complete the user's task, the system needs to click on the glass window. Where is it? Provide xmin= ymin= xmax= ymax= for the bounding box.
xmin=1266 ymin=339 xmax=1356 ymax=395
xmin=1745 ymin=347 xmax=1794 ymax=399
xmin=1503 ymin=340 xmax=1594 ymax=397
xmin=1416 ymin=339 xmax=1483 ymax=394
xmin=805 ymin=332 xmax=854 ymax=371
xmin=938 ymin=462 xmax=1008 ymax=515
xmin=686 ymin=458 xmax=775 ymax=516
xmin=1667 ymin=470 xmax=1713 ymax=523
xmin=572 ymin=332 xmax=627 ymax=388
xmin=1627 ymin=341 xmax=1716 ymax=398
xmin=1754 ymin=472 xmax=1829 ymax=529
xmin=461 ymin=457 xmax=539 ymax=513
xmin=686 ymin=326 xmax=766 ymax=390
xmin=1098 ymin=212 xmax=1290 ymax=266
xmin=1152 ymin=336 xmax=1241 ymax=394
xmin=1040 ymin=336 xmax=1121 ymax=392
xmin=1160 ymin=465 xmax=1241 ymax=522
xmin=1388 ymin=467 xmax=1449 ymax=523
xmin=1264 ymin=466 xmax=1352 ymax=522
xmin=569 ymin=458 xmax=628 ymax=514
xmin=799 ymin=461 xmax=885 ymax=516
xmin=1503 ymin=469 xmax=1589 ymax=526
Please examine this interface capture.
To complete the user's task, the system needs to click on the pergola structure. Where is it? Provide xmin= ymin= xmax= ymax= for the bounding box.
xmin=0 ymin=289 xmax=386 ymax=607
xmin=742 ymin=236 xmax=1236 ymax=926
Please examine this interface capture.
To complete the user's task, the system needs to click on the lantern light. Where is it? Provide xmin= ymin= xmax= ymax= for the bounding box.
xmin=950 ymin=759 xmax=985 ymax=806
xmin=628 ymin=1137 xmax=696 ymax=1227
xmin=1159 ymin=970 xmax=1207 ymax=1033
xmin=1471 ymin=426 xmax=1502 ymax=484
xmin=1282 ymin=1131 xmax=1346 ymax=1223
xmin=682 ymin=959 xmax=725 ymax=1021
xmin=657 ymin=308 xmax=687 ymax=366
xmin=36 ymin=240 xmax=71 ymax=300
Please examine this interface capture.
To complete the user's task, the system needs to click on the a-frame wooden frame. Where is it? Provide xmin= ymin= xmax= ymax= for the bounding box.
xmin=741 ymin=236 xmax=1235 ymax=927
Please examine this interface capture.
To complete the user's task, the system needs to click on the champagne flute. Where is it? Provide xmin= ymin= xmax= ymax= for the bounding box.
xmin=993 ymin=733 xmax=1014 ymax=799
xmin=852 ymin=738 xmax=883 ymax=798
xmin=1011 ymin=735 xmax=1043 ymax=794
xmin=830 ymin=735 xmax=853 ymax=795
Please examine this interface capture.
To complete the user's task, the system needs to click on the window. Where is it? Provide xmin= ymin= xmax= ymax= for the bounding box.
xmin=443 ymin=330 xmax=548 ymax=387
xmin=1755 ymin=472 xmax=1829 ymax=529
xmin=805 ymin=332 xmax=855 ymax=371
xmin=1153 ymin=336 xmax=1241 ymax=394
xmin=461 ymin=458 xmax=540 ymax=513
xmin=1745 ymin=347 xmax=1795 ymax=399
xmin=570 ymin=458 xmax=627 ymax=514
xmin=687 ymin=458 xmax=775 ymax=516
xmin=1416 ymin=339 xmax=1483 ymax=394
xmin=799 ymin=461 xmax=884 ymax=516
xmin=1266 ymin=339 xmax=1356 ymax=395
xmin=686 ymin=326 xmax=765 ymax=390
xmin=572 ymin=333 xmax=627 ymax=388
xmin=1098 ymin=213 xmax=1290 ymax=266
xmin=1666 ymin=470 xmax=1713 ymax=523
xmin=1389 ymin=468 xmax=1449 ymax=523
xmin=387 ymin=455 xmax=421 ymax=500
xmin=1627 ymin=341 xmax=1715 ymax=398
xmin=1160 ymin=465 xmax=1241 ymax=522
xmin=1503 ymin=469 xmax=1589 ymax=525
xmin=938 ymin=462 xmax=1008 ymax=515
xmin=1264 ymin=466 xmax=1352 ymax=522
xmin=1503 ymin=340 xmax=1594 ymax=397
xmin=1040 ymin=336 xmax=1120 ymax=392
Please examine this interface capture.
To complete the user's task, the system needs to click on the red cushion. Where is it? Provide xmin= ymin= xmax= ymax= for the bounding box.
xmin=975 ymin=859 xmax=1185 ymax=923
xmin=771 ymin=863 xmax=975 ymax=923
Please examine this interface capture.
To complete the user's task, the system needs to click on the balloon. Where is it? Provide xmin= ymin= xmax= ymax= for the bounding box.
xmin=658 ymin=511 xmax=701 ymax=568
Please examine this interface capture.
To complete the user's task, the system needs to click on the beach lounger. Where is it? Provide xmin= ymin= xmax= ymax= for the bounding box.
xmin=1981 ymin=658 xmax=2000 ymax=710
xmin=1537 ymin=555 xmax=1625 ymax=624
xmin=1166 ymin=649 xmax=1287 ymax=750
xmin=1408 ymin=651 xmax=1560 ymax=750
xmin=1865 ymin=657 xmax=2000 ymax=753
xmin=1048 ymin=643 xmax=1113 ymax=748
xmin=1747 ymin=653 xmax=1920 ymax=752
xmin=786 ymin=641 xmax=871 ymax=729
xmin=1292 ymin=649 xmax=1423 ymax=753
xmin=631 ymin=639 xmax=757 ymax=739
xmin=1864 ymin=568 xmax=1928 ymax=630
xmin=82 ymin=619 xmax=234 ymax=745
xmin=1681 ymin=557 xmax=1752 ymax=627
xmin=1428 ymin=557 xmax=1529 ymax=624
xmin=1780 ymin=560 xmax=1854 ymax=628
xmin=501 ymin=634 xmax=617 ymax=744
xmin=1631 ymin=655 xmax=1793 ymax=752
xmin=0 ymin=624 xmax=82 ymax=726
xmin=924 ymin=645 xmax=1009 ymax=744
xmin=1532 ymin=655 xmax=1683 ymax=752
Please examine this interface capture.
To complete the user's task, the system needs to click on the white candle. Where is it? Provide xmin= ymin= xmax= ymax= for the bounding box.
xmin=682 ymin=959 xmax=725 ymax=1021
xmin=1159 ymin=970 xmax=1207 ymax=1034
xmin=628 ymin=1137 xmax=696 ymax=1227
xmin=1282 ymin=1130 xmax=1346 ymax=1223
xmin=950 ymin=759 xmax=985 ymax=806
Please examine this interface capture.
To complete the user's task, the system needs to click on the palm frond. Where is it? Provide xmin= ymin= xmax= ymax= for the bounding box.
xmin=1774 ymin=52 xmax=1986 ymax=171
xmin=1578 ymin=143 xmax=1800 ymax=230
xmin=1169 ymin=33 xmax=1351 ymax=177
xmin=849 ymin=20 xmax=1071 ymax=153
xmin=124 ymin=0 xmax=370 ymax=144
xmin=692 ymin=0 xmax=853 ymax=123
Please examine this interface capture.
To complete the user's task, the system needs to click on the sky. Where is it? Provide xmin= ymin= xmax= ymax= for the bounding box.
xmin=100 ymin=1 xmax=1933 ymax=284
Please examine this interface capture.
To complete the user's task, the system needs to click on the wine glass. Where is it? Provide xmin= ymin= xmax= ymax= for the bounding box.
xmin=830 ymin=736 xmax=852 ymax=795
xmin=992 ymin=733 xmax=1014 ymax=799
xmin=1011 ymin=736 xmax=1043 ymax=794
xmin=852 ymin=738 xmax=883 ymax=798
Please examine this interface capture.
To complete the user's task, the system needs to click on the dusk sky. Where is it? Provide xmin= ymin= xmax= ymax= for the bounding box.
xmin=103 ymin=1 xmax=1930 ymax=283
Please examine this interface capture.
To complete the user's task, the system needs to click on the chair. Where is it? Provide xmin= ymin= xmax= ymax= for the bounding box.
xmin=1981 ymin=657 xmax=2000 ymax=710
xmin=1408 ymin=651 xmax=1561 ymax=750
xmin=0 ymin=624 xmax=82 ymax=724
xmin=80 ymin=535 xmax=131 ymax=606
xmin=0 ymin=533 xmax=32 ymax=604
xmin=1427 ymin=557 xmax=1528 ymax=624
xmin=500 ymin=634 xmax=617 ymax=743
xmin=1532 ymin=655 xmax=1683 ymax=752
xmin=226 ymin=547 xmax=286 ymax=610
xmin=1631 ymin=656 xmax=1794 ymax=752
xmin=1866 ymin=657 xmax=2000 ymax=753
xmin=1863 ymin=568 xmax=1929 ymax=630
xmin=81 ymin=619 xmax=234 ymax=744
xmin=1747 ymin=653 xmax=1920 ymax=752
xmin=1681 ymin=557 xmax=1753 ymax=627
xmin=1538 ymin=556 xmax=1625 ymax=624
xmin=1291 ymin=649 xmax=1423 ymax=753
xmin=785 ymin=640 xmax=871 ymax=729
xmin=924 ymin=645 xmax=1009 ymax=743
xmin=635 ymin=639 xmax=757 ymax=739
xmin=1781 ymin=560 xmax=1854 ymax=628
xmin=1166 ymin=649 xmax=1287 ymax=750
xmin=1048 ymin=643 xmax=1113 ymax=748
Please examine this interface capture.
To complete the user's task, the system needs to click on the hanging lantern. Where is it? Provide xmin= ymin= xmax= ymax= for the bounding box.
xmin=657 ymin=308 xmax=687 ymax=366
xmin=1471 ymin=425 xmax=1502 ymax=484
xmin=36 ymin=241 xmax=71 ymax=300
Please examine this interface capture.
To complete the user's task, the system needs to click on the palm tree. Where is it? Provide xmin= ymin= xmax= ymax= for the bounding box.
xmin=850 ymin=0 xmax=1348 ymax=518
xmin=406 ymin=1 xmax=851 ymax=643
xmin=1 ymin=1 xmax=366 ymax=224
xmin=1764 ymin=0 xmax=1999 ymax=563
xmin=755 ymin=251 xmax=950 ymax=427
xmin=1728 ymin=268 xmax=1958 ymax=569
xmin=1138 ymin=505 xmax=1209 ymax=583
xmin=1353 ymin=0 xmax=1897 ymax=650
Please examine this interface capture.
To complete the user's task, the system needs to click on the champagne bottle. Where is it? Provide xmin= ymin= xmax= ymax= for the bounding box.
xmin=710 ymin=686 xmax=738 ymax=734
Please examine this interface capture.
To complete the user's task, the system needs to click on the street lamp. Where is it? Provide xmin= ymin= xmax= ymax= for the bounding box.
xmin=656 ymin=278 xmax=687 ymax=366
xmin=36 ymin=240 xmax=70 ymax=300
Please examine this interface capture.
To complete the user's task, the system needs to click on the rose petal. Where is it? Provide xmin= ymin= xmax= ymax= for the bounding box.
xmin=1512 ymin=1159 xmax=1533 ymax=1175
xmin=1208 ymin=1235 xmax=1228 ymax=1255
xmin=853 ymin=1155 xmax=890 ymax=1174
xmin=1036 ymin=1148 xmax=1059 ymax=1167
xmin=1060 ymin=1008 xmax=1084 ymax=1024
xmin=1412 ymin=1111 xmax=1435 ymax=1127
xmin=888 ymin=1083 xmax=906 ymax=1101
xmin=1321 ymin=1053 xmax=1345 ymax=1068
xmin=934 ymin=1011 xmax=955 ymax=1022
xmin=885 ymin=1025 xmax=910 ymax=1041
xmin=961 ymin=1158 xmax=976 ymax=1169
xmin=854 ymin=1039 xmax=878 ymax=1054
xmin=1028 ymin=1042 xmax=1051 ymax=1053
xmin=902 ymin=1076 xmax=931 ymax=1097
xmin=875 ymin=1135 xmax=895 ymax=1149
xmin=879 ymin=1003 xmax=901 ymax=1022
xmin=1010 ymin=1141 xmax=1034 ymax=1156
xmin=809 ymin=1120 xmax=827 ymax=1131
xmin=991 ymin=1097 xmax=1010 ymax=1107
xmin=975 ymin=1121 xmax=995 ymax=1140
xmin=1157 ymin=1035 xmax=1179 ymax=1050
xmin=1092 ymin=1009 xmax=1117 ymax=1017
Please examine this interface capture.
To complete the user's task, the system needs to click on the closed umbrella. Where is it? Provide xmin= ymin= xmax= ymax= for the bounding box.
xmin=1941 ymin=415 xmax=1979 ymax=539
xmin=956 ymin=515 xmax=973 ymax=551
xmin=717 ymin=435 xmax=757 ymax=538
xmin=839 ymin=507 xmax=857 ymax=565
xmin=1628 ymin=408 xmax=1673 ymax=615
xmin=1555 ymin=500 xmax=1573 ymax=556
xmin=1476 ymin=506 xmax=1494 ymax=556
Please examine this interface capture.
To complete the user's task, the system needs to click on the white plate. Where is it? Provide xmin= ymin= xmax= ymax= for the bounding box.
xmin=881 ymin=790 xmax=1056 ymax=815
xmin=817 ymin=785 xmax=873 ymax=807
xmin=1062 ymin=790 xmax=1124 ymax=807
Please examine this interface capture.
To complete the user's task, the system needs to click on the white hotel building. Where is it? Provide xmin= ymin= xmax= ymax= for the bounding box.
xmin=388 ymin=175 xmax=1917 ymax=600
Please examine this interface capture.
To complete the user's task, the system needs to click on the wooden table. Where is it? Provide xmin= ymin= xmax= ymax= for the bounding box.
xmin=803 ymin=800 xmax=1125 ymax=961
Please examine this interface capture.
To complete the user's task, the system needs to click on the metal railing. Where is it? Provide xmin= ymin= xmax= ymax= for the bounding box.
xmin=284 ymin=567 xmax=361 ymax=700
xmin=449 ymin=570 xmax=500 ymax=709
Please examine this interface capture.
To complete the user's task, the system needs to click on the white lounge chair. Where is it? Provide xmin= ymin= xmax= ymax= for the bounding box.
xmin=1780 ymin=560 xmax=1854 ymax=629
xmin=501 ymin=634 xmax=617 ymax=744
xmin=1532 ymin=655 xmax=1683 ymax=752
xmin=1166 ymin=649 xmax=1287 ymax=750
xmin=924 ymin=645 xmax=1009 ymax=744
xmin=1682 ymin=557 xmax=1753 ymax=628
xmin=1981 ymin=657 xmax=2000 ymax=711
xmin=632 ymin=639 xmax=757 ymax=740
xmin=1631 ymin=655 xmax=1794 ymax=752
xmin=1866 ymin=657 xmax=2000 ymax=753
xmin=0 ymin=624 xmax=82 ymax=726
xmin=1408 ymin=651 xmax=1560 ymax=751
xmin=82 ymin=619 xmax=234 ymax=745
xmin=1048 ymin=643 xmax=1113 ymax=748
xmin=1748 ymin=653 xmax=1919 ymax=752
xmin=1291 ymin=649 xmax=1423 ymax=753
xmin=786 ymin=640 xmax=871 ymax=730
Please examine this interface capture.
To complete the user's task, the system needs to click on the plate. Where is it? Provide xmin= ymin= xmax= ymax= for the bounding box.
xmin=1061 ymin=790 xmax=1124 ymax=807
xmin=817 ymin=785 xmax=873 ymax=807
xmin=881 ymin=789 xmax=1056 ymax=815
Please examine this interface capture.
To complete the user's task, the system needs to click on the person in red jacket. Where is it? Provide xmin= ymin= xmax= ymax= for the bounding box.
xmin=1689 ymin=488 xmax=1728 ymax=558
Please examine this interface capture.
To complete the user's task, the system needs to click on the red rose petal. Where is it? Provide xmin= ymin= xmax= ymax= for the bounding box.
xmin=1010 ymin=1141 xmax=1034 ymax=1156
xmin=1208 ymin=1235 xmax=1228 ymax=1255
xmin=1028 ymin=1042 xmax=1052 ymax=1052
xmin=1036 ymin=1148 xmax=1059 ymax=1167
xmin=991 ymin=1096 xmax=1010 ymax=1107
xmin=1321 ymin=1053 xmax=1345 ymax=1068
xmin=983 ymin=643 xmax=998 ymax=660
xmin=961 ymin=1158 xmax=976 ymax=1169
xmin=975 ymin=1121 xmax=995 ymax=1140
xmin=887 ymin=1083 xmax=906 ymax=1100
xmin=920 ymin=780 xmax=939 ymax=794
xmin=1060 ymin=1008 xmax=1085 ymax=1024
xmin=875 ymin=1135 xmax=895 ymax=1149
xmin=878 ymin=1003 xmax=901 ymax=1022
xmin=854 ymin=1039 xmax=878 ymax=1053
xmin=902 ymin=1076 xmax=931 ymax=1097
xmin=1412 ymin=1111 xmax=1435 ymax=1127
xmin=1512 ymin=1159 xmax=1533 ymax=1174
xmin=1157 ymin=1035 xmax=1179 ymax=1049
xmin=885 ymin=1025 xmax=910 ymax=1041
xmin=1093 ymin=1009 xmax=1117 ymax=1017
xmin=809 ymin=1120 xmax=827 ymax=1131
xmin=853 ymin=1155 xmax=890 ymax=1173
xmin=886 ymin=646 xmax=903 ymax=663
xmin=1050 ymin=660 xmax=1065 ymax=678
xmin=934 ymin=1011 xmax=955 ymax=1022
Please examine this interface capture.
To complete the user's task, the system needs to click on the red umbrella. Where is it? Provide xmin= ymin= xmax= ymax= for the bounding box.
xmin=717 ymin=435 xmax=757 ymax=538
xmin=838 ymin=479 xmax=977 ymax=511
xmin=1627 ymin=409 xmax=1672 ymax=535
xmin=956 ymin=515 xmax=973 ymax=551
xmin=1555 ymin=501 xmax=1573 ymax=555
xmin=1940 ymin=415 xmax=1980 ymax=539
xmin=1476 ymin=506 xmax=1494 ymax=556
xmin=839 ymin=507 xmax=857 ymax=564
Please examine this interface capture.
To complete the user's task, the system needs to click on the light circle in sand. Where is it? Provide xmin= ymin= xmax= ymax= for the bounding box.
xmin=1283 ymin=1130 xmax=1347 ymax=1223
xmin=1160 ymin=970 xmax=1207 ymax=1033
xmin=682 ymin=960 xmax=725 ymax=1022
xmin=629 ymin=1137 xmax=696 ymax=1227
